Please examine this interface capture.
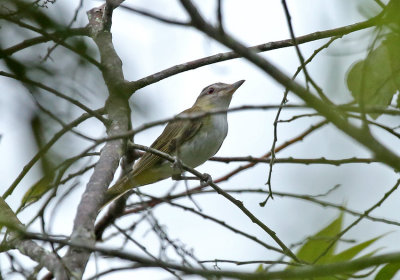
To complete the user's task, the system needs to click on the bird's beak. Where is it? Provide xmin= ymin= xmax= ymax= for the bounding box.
xmin=226 ymin=80 xmax=245 ymax=94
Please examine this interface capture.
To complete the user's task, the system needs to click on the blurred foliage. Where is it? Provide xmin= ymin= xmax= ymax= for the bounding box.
xmin=375 ymin=262 xmax=400 ymax=280
xmin=256 ymin=213 xmax=383 ymax=279
xmin=0 ymin=196 xmax=22 ymax=235
xmin=31 ymin=114 xmax=58 ymax=175
xmin=16 ymin=113 xmax=64 ymax=212
xmin=0 ymin=0 xmax=95 ymax=78
xmin=19 ymin=174 xmax=54 ymax=211
xmin=347 ymin=34 xmax=400 ymax=118
xmin=288 ymin=213 xmax=382 ymax=279
xmin=0 ymin=196 xmax=23 ymax=253
xmin=292 ymin=214 xmax=343 ymax=265
xmin=347 ymin=0 xmax=400 ymax=119
xmin=0 ymin=0 xmax=99 ymax=206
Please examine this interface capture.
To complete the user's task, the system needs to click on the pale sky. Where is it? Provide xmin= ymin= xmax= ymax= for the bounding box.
xmin=1 ymin=1 xmax=397 ymax=279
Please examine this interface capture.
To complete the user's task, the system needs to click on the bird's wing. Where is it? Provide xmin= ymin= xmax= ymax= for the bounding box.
xmin=131 ymin=106 xmax=204 ymax=175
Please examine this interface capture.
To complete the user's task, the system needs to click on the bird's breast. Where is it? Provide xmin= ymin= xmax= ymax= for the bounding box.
xmin=179 ymin=114 xmax=228 ymax=168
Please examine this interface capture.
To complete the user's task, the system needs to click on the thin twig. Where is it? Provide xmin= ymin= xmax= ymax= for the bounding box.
xmin=120 ymin=4 xmax=190 ymax=26
xmin=210 ymin=156 xmax=380 ymax=165
xmin=134 ymin=194 xmax=284 ymax=254
xmin=262 ymin=35 xmax=341 ymax=205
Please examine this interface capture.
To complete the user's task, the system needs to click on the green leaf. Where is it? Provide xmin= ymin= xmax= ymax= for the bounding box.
xmin=0 ymin=197 xmax=21 ymax=230
xmin=31 ymin=114 xmax=55 ymax=177
xmin=375 ymin=263 xmax=400 ymax=280
xmin=0 ymin=197 xmax=23 ymax=252
xmin=18 ymin=114 xmax=67 ymax=212
xmin=19 ymin=174 xmax=54 ymax=212
xmin=294 ymin=213 xmax=343 ymax=265
xmin=347 ymin=34 xmax=400 ymax=118
xmin=330 ymin=235 xmax=382 ymax=263
xmin=255 ymin=264 xmax=264 ymax=273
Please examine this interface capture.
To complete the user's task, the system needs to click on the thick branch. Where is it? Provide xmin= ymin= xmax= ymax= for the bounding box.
xmin=61 ymin=3 xmax=130 ymax=278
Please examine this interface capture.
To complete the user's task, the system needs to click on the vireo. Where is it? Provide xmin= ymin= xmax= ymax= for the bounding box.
xmin=104 ymin=80 xmax=245 ymax=206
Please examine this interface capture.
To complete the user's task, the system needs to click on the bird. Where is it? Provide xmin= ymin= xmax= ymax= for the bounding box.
xmin=103 ymin=80 xmax=245 ymax=207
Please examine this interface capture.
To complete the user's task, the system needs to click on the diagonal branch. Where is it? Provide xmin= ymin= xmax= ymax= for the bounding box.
xmin=0 ymin=15 xmax=101 ymax=68
xmin=95 ymin=121 xmax=328 ymax=240
xmin=0 ymin=27 xmax=88 ymax=57
xmin=120 ymin=4 xmax=190 ymax=26
xmin=116 ymin=143 xmax=300 ymax=262
xmin=126 ymin=16 xmax=377 ymax=93
xmin=180 ymin=0 xmax=400 ymax=173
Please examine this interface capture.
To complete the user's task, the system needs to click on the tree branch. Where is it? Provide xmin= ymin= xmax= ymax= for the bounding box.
xmin=120 ymin=4 xmax=190 ymax=26
xmin=19 ymin=231 xmax=400 ymax=280
xmin=0 ymin=27 xmax=88 ymax=57
xmin=210 ymin=156 xmax=381 ymax=165
xmin=126 ymin=16 xmax=377 ymax=93
xmin=60 ymin=2 xmax=130 ymax=278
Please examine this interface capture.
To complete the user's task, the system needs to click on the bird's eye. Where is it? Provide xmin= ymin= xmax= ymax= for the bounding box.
xmin=208 ymin=87 xmax=215 ymax=94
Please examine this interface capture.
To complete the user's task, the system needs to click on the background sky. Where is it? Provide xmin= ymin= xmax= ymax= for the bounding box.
xmin=1 ymin=0 xmax=398 ymax=279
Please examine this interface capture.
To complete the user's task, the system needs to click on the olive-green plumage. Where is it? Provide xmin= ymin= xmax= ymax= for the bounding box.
xmin=103 ymin=80 xmax=245 ymax=207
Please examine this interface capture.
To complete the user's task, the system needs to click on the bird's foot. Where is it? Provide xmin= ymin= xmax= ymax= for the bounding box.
xmin=200 ymin=173 xmax=213 ymax=187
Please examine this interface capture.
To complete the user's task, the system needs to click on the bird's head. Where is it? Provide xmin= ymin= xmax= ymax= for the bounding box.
xmin=194 ymin=80 xmax=245 ymax=110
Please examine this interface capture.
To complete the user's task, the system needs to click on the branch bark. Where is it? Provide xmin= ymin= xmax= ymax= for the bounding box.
xmin=59 ymin=2 xmax=130 ymax=278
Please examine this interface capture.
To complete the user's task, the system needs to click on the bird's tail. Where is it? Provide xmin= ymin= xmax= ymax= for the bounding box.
xmin=100 ymin=176 xmax=137 ymax=211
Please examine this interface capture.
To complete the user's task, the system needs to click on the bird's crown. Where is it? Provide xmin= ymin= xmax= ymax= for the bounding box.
xmin=198 ymin=82 xmax=229 ymax=98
